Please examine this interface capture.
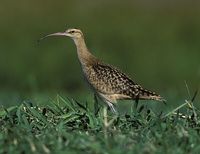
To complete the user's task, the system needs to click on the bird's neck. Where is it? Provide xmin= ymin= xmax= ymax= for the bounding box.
xmin=73 ymin=37 xmax=97 ymax=66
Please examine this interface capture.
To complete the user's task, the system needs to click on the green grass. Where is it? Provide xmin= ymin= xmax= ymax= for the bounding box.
xmin=1 ymin=94 xmax=200 ymax=154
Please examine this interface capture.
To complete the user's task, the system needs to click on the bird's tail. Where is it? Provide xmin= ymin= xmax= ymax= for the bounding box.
xmin=138 ymin=89 xmax=166 ymax=104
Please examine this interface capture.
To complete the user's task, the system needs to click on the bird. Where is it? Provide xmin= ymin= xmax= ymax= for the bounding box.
xmin=40 ymin=28 xmax=166 ymax=113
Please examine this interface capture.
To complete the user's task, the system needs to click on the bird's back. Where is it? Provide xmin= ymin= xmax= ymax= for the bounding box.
xmin=83 ymin=61 xmax=164 ymax=103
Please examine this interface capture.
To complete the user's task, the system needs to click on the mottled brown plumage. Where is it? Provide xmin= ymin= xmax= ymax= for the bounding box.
xmin=41 ymin=28 xmax=166 ymax=112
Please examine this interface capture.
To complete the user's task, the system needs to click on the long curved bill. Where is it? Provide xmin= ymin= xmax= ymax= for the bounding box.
xmin=39 ymin=32 xmax=68 ymax=42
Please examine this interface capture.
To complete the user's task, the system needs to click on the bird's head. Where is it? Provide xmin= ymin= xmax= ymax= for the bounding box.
xmin=65 ymin=28 xmax=83 ymax=39
xmin=40 ymin=28 xmax=84 ymax=41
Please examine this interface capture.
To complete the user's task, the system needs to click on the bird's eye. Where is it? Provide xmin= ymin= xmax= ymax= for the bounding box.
xmin=70 ymin=30 xmax=75 ymax=33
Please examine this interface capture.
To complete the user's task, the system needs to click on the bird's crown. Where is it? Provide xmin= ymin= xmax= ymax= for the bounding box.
xmin=65 ymin=28 xmax=83 ymax=38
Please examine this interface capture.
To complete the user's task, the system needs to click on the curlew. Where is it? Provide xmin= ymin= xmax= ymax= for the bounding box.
xmin=40 ymin=28 xmax=166 ymax=113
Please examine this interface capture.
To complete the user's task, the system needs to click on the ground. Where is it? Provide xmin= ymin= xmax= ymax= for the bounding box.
xmin=0 ymin=94 xmax=200 ymax=154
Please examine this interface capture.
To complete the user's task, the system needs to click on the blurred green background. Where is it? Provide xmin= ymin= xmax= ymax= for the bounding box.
xmin=0 ymin=0 xmax=200 ymax=106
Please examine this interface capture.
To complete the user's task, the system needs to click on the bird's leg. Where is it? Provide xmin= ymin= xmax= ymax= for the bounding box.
xmin=134 ymin=95 xmax=140 ymax=110
xmin=106 ymin=100 xmax=117 ymax=113
xmin=94 ymin=93 xmax=100 ymax=115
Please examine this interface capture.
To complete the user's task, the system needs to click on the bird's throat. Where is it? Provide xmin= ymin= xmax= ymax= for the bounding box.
xmin=73 ymin=37 xmax=97 ymax=66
